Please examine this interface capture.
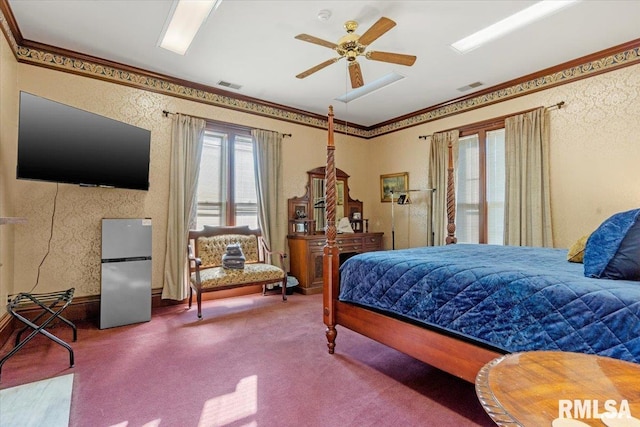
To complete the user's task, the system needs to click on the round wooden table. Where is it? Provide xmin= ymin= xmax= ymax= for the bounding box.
xmin=475 ymin=351 xmax=640 ymax=427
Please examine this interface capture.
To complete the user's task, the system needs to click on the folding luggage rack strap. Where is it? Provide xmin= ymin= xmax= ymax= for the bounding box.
xmin=0 ymin=288 xmax=77 ymax=381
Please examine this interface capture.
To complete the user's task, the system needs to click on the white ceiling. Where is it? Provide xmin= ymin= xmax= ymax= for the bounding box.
xmin=7 ymin=0 xmax=640 ymax=127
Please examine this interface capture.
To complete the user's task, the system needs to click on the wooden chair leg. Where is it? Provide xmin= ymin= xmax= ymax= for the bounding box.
xmin=282 ymin=277 xmax=287 ymax=301
xmin=197 ymin=289 xmax=203 ymax=319
xmin=188 ymin=284 xmax=193 ymax=309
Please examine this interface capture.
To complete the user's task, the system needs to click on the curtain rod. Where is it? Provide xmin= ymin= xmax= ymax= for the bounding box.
xmin=418 ymin=101 xmax=565 ymax=140
xmin=545 ymin=100 xmax=565 ymax=111
xmin=162 ymin=110 xmax=292 ymax=138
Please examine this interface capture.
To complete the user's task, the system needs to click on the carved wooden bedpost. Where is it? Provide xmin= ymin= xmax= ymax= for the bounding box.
xmin=446 ymin=139 xmax=457 ymax=244
xmin=323 ymin=106 xmax=339 ymax=354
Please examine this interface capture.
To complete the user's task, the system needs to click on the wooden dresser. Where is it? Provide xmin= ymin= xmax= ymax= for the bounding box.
xmin=288 ymin=232 xmax=384 ymax=294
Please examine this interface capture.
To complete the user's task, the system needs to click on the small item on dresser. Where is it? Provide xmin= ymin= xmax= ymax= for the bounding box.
xmin=222 ymin=243 xmax=246 ymax=269
xmin=337 ymin=217 xmax=354 ymax=233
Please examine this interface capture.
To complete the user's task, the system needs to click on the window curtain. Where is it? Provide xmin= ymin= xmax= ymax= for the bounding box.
xmin=504 ymin=107 xmax=553 ymax=247
xmin=428 ymin=130 xmax=459 ymax=246
xmin=251 ymin=129 xmax=285 ymax=263
xmin=162 ymin=114 xmax=206 ymax=300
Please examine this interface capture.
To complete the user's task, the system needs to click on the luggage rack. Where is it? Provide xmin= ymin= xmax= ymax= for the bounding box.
xmin=0 ymin=288 xmax=76 ymax=381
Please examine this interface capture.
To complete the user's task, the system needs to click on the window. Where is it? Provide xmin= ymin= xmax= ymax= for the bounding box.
xmin=456 ymin=122 xmax=505 ymax=244
xmin=196 ymin=123 xmax=258 ymax=229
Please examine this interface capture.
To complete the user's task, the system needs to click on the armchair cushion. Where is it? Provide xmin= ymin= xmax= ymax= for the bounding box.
xmin=191 ymin=263 xmax=285 ymax=290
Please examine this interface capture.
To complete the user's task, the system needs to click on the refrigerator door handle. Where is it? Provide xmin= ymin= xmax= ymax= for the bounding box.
xmin=101 ymin=256 xmax=152 ymax=263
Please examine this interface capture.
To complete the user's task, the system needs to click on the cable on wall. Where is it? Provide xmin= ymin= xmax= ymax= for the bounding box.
xmin=30 ymin=182 xmax=60 ymax=294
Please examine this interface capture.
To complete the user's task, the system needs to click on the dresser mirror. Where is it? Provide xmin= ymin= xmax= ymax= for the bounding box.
xmin=288 ymin=167 xmax=363 ymax=234
xmin=311 ymin=177 xmax=345 ymax=230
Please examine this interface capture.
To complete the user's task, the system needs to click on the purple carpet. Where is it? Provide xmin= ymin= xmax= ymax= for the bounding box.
xmin=0 ymin=293 xmax=495 ymax=426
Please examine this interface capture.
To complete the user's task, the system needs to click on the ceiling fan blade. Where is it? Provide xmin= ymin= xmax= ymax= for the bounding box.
xmin=357 ymin=17 xmax=396 ymax=46
xmin=366 ymin=51 xmax=417 ymax=66
xmin=296 ymin=58 xmax=341 ymax=79
xmin=294 ymin=34 xmax=339 ymax=50
xmin=349 ymin=61 xmax=364 ymax=88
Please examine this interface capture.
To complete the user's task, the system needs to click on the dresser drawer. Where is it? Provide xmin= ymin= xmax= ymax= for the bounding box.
xmin=336 ymin=236 xmax=361 ymax=246
xmin=364 ymin=234 xmax=382 ymax=249
xmin=335 ymin=236 xmax=362 ymax=253
xmin=309 ymin=239 xmax=326 ymax=253
xmin=337 ymin=244 xmax=362 ymax=253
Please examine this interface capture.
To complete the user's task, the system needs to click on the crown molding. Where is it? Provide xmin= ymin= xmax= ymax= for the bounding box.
xmin=371 ymin=38 xmax=640 ymax=137
xmin=1 ymin=2 xmax=639 ymax=139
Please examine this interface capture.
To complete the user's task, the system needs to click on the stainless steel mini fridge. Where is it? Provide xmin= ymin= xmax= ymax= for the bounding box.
xmin=100 ymin=218 xmax=152 ymax=329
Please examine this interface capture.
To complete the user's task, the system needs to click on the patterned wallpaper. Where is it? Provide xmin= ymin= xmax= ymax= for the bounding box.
xmin=2 ymin=6 xmax=639 ymax=139
xmin=2 ymin=9 xmax=640 ymax=300
xmin=543 ymin=63 xmax=640 ymax=247
xmin=5 ymin=60 xmax=640 ymax=300
xmin=367 ymin=62 xmax=640 ymax=250
xmin=0 ymin=25 xmax=18 ymax=307
xmin=11 ymin=70 xmax=171 ymax=297
xmin=5 ymin=64 xmax=339 ymax=300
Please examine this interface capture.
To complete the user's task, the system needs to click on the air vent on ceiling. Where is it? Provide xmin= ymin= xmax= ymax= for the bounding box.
xmin=457 ymin=81 xmax=483 ymax=92
xmin=218 ymin=80 xmax=242 ymax=90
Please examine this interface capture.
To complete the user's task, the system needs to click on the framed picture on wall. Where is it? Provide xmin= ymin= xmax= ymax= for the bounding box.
xmin=380 ymin=172 xmax=409 ymax=202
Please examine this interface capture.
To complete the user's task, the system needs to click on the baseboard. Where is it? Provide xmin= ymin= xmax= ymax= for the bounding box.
xmin=0 ymin=312 xmax=13 ymax=350
xmin=0 ymin=285 xmax=264 ymax=349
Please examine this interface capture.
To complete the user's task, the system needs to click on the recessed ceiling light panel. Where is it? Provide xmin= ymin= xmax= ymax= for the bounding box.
xmin=451 ymin=0 xmax=580 ymax=54
xmin=159 ymin=0 xmax=221 ymax=55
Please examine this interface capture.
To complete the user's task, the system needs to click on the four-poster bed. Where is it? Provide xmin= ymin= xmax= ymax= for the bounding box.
xmin=321 ymin=106 xmax=640 ymax=383
xmin=321 ymin=106 xmax=498 ymax=383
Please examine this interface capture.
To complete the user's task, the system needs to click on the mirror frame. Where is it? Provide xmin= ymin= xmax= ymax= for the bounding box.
xmin=288 ymin=167 xmax=363 ymax=234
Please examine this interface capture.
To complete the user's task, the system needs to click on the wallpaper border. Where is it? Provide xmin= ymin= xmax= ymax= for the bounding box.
xmin=1 ymin=6 xmax=639 ymax=138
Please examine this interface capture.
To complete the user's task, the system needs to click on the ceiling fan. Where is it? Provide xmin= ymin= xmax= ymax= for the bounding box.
xmin=295 ymin=17 xmax=417 ymax=89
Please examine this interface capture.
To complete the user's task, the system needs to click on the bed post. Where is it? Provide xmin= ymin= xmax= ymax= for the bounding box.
xmin=445 ymin=139 xmax=457 ymax=244
xmin=323 ymin=106 xmax=339 ymax=353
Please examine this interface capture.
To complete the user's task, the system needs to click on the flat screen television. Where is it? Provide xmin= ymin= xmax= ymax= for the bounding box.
xmin=17 ymin=91 xmax=151 ymax=191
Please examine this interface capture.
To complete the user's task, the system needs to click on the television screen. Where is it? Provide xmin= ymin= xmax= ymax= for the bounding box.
xmin=17 ymin=91 xmax=151 ymax=191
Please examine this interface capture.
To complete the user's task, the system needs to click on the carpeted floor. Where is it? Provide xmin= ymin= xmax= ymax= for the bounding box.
xmin=0 ymin=293 xmax=495 ymax=426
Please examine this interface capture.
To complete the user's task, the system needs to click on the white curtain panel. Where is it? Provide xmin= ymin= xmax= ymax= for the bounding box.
xmin=162 ymin=114 xmax=206 ymax=301
xmin=504 ymin=107 xmax=553 ymax=247
xmin=251 ymin=129 xmax=285 ymax=263
xmin=429 ymin=130 xmax=459 ymax=246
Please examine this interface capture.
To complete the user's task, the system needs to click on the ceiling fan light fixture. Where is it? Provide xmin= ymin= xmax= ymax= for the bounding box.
xmin=451 ymin=0 xmax=580 ymax=54
xmin=295 ymin=16 xmax=415 ymax=89
xmin=159 ymin=0 xmax=221 ymax=55
xmin=335 ymin=72 xmax=405 ymax=103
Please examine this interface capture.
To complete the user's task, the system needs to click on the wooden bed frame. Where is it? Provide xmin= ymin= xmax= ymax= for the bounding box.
xmin=321 ymin=106 xmax=503 ymax=383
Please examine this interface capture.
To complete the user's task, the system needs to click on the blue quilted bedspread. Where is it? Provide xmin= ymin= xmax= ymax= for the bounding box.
xmin=339 ymin=244 xmax=640 ymax=363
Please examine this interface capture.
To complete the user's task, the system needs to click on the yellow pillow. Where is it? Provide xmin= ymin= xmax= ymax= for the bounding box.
xmin=567 ymin=234 xmax=590 ymax=263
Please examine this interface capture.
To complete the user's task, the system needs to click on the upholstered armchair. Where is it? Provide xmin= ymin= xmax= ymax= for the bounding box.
xmin=187 ymin=225 xmax=287 ymax=318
